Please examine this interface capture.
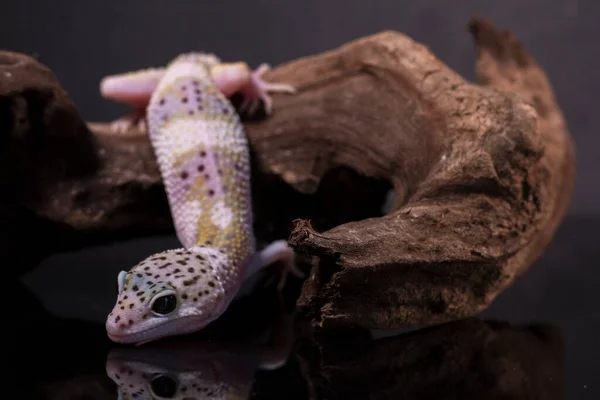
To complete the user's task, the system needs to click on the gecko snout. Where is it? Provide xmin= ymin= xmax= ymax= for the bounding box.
xmin=105 ymin=316 xmax=127 ymax=343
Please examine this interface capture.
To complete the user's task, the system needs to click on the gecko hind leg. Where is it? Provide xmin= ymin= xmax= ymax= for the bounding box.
xmin=100 ymin=68 xmax=165 ymax=135
xmin=239 ymin=63 xmax=297 ymax=116
xmin=247 ymin=240 xmax=304 ymax=291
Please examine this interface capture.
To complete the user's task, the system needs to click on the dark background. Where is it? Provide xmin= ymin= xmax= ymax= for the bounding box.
xmin=1 ymin=1 xmax=598 ymax=399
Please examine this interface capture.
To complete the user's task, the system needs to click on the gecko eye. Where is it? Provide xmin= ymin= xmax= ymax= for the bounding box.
xmin=117 ymin=271 xmax=127 ymax=294
xmin=149 ymin=374 xmax=178 ymax=398
xmin=150 ymin=290 xmax=178 ymax=316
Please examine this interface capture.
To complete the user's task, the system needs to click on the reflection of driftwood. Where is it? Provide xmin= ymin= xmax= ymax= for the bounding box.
xmin=0 ymin=17 xmax=573 ymax=329
xmin=295 ymin=319 xmax=564 ymax=400
xmin=10 ymin=277 xmax=562 ymax=399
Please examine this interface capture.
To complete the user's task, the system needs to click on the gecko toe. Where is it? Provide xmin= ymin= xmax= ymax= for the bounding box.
xmin=290 ymin=264 xmax=305 ymax=278
xmin=260 ymin=95 xmax=273 ymax=115
xmin=276 ymin=262 xmax=304 ymax=291
xmin=253 ymin=63 xmax=271 ymax=78
xmin=264 ymin=82 xmax=297 ymax=94
xmin=248 ymin=98 xmax=260 ymax=115
xmin=276 ymin=273 xmax=287 ymax=291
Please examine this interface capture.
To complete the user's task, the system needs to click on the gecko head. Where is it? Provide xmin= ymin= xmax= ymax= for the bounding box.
xmin=105 ymin=247 xmax=229 ymax=345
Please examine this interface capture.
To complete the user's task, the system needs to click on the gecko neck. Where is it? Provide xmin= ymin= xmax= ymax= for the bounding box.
xmin=188 ymin=245 xmax=254 ymax=300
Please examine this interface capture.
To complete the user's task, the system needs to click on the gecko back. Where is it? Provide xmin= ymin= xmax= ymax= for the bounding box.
xmin=146 ymin=53 xmax=255 ymax=268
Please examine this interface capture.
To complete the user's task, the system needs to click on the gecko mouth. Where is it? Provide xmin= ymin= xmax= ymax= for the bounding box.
xmin=107 ymin=315 xmax=214 ymax=345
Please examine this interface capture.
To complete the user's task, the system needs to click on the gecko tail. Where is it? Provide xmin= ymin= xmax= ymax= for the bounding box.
xmin=145 ymin=53 xmax=251 ymax=251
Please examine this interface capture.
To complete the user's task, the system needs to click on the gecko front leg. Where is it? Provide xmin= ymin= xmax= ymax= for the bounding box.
xmin=100 ymin=67 xmax=166 ymax=134
xmin=99 ymin=60 xmax=295 ymax=134
xmin=211 ymin=62 xmax=296 ymax=116
xmin=247 ymin=240 xmax=304 ymax=291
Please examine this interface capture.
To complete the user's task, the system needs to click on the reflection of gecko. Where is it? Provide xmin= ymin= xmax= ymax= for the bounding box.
xmin=102 ymin=53 xmax=303 ymax=345
xmin=105 ymin=307 xmax=295 ymax=400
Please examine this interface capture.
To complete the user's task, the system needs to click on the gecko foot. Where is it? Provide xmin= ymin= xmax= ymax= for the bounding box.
xmin=250 ymin=240 xmax=304 ymax=291
xmin=107 ymin=109 xmax=147 ymax=135
xmin=273 ymin=245 xmax=305 ymax=292
xmin=276 ymin=254 xmax=305 ymax=291
xmin=239 ymin=63 xmax=296 ymax=116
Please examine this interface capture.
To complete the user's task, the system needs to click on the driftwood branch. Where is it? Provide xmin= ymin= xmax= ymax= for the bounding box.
xmin=1 ymin=17 xmax=573 ymax=330
xmin=287 ymin=17 xmax=574 ymax=329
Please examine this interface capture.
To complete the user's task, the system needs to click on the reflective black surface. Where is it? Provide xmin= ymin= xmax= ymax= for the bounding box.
xmin=1 ymin=1 xmax=598 ymax=398
xmin=9 ymin=216 xmax=599 ymax=399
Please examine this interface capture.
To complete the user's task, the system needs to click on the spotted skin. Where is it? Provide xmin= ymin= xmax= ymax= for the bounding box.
xmin=104 ymin=53 xmax=303 ymax=345
xmin=107 ymin=360 xmax=242 ymax=399
xmin=106 ymin=349 xmax=252 ymax=400
xmin=148 ymin=54 xmax=254 ymax=263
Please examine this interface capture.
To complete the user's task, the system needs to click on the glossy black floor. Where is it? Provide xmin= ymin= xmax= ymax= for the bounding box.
xmin=8 ymin=215 xmax=599 ymax=399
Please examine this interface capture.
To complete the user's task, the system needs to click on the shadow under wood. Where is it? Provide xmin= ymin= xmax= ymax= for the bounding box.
xmin=251 ymin=161 xmax=392 ymax=242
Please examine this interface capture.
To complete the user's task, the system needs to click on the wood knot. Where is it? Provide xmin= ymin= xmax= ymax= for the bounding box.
xmin=289 ymin=218 xmax=315 ymax=249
